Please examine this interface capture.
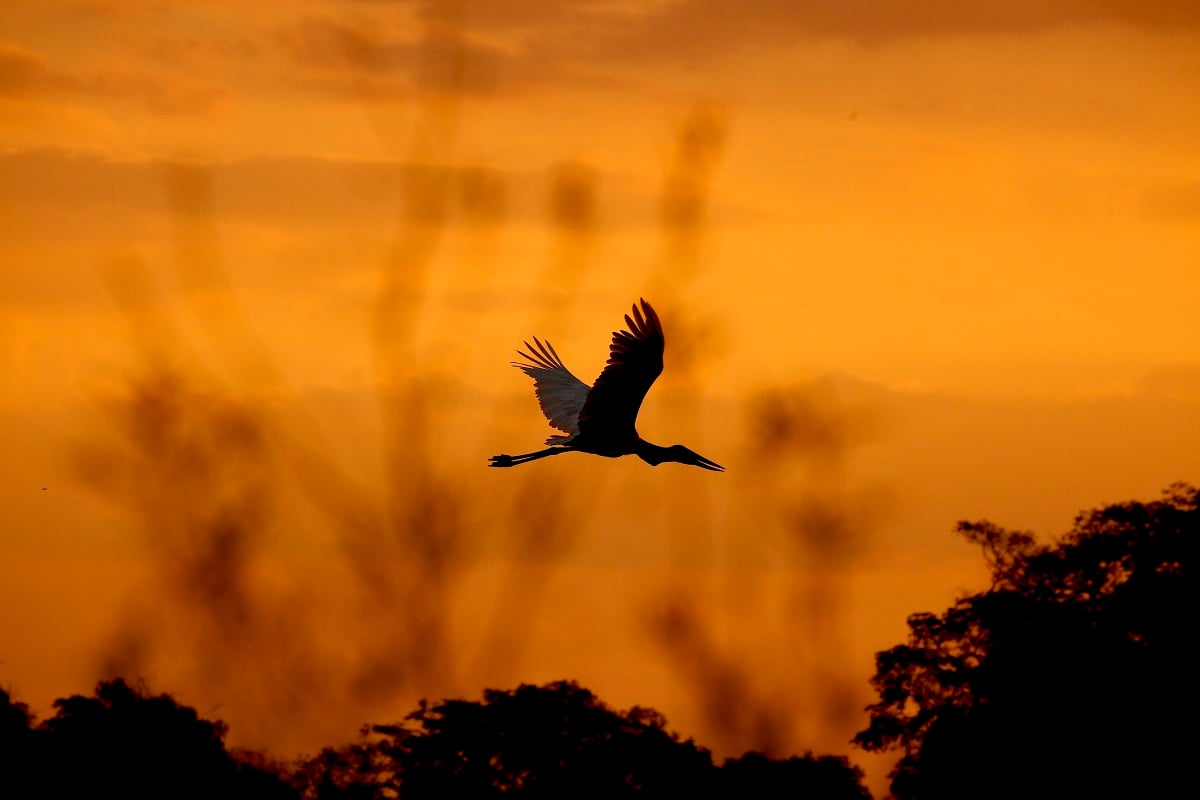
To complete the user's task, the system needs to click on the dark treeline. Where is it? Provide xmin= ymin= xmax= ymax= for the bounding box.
xmin=0 ymin=679 xmax=869 ymax=800
xmin=2 ymin=484 xmax=1193 ymax=799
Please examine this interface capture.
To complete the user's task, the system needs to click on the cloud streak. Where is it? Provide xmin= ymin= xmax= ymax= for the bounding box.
xmin=274 ymin=14 xmax=602 ymax=98
xmin=609 ymin=0 xmax=1200 ymax=55
xmin=11 ymin=2 xmax=1195 ymax=116
xmin=397 ymin=0 xmax=1200 ymax=72
xmin=0 ymin=40 xmax=227 ymax=116
xmin=0 ymin=147 xmax=758 ymax=243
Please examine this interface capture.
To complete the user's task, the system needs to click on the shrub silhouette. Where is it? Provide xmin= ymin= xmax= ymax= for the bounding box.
xmin=855 ymin=483 xmax=1196 ymax=800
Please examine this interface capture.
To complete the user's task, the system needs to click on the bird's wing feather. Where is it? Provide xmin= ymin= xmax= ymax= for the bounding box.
xmin=513 ymin=337 xmax=590 ymax=438
xmin=577 ymin=298 xmax=664 ymax=439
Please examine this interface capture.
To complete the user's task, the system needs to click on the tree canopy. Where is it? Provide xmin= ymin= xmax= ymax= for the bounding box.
xmin=854 ymin=483 xmax=1196 ymax=800
xmin=1 ymin=678 xmax=294 ymax=800
xmin=3 ymin=677 xmax=872 ymax=799
xmin=297 ymin=680 xmax=873 ymax=800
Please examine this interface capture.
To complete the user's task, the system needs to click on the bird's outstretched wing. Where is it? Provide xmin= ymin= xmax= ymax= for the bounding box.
xmin=513 ymin=337 xmax=590 ymax=442
xmin=577 ymin=298 xmax=664 ymax=440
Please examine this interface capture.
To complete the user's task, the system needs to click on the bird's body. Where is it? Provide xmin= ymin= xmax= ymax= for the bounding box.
xmin=489 ymin=299 xmax=723 ymax=472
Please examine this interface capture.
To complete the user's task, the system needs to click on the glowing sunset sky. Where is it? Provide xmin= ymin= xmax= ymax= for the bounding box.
xmin=2 ymin=1 xmax=1198 ymax=792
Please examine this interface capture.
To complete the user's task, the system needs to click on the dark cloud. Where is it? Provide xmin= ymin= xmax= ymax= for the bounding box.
xmin=278 ymin=17 xmax=416 ymax=71
xmin=290 ymin=1 xmax=1200 ymax=96
xmin=275 ymin=15 xmax=573 ymax=96
xmin=0 ymin=40 xmax=225 ymax=115
xmin=348 ymin=0 xmax=615 ymax=30
xmin=407 ymin=0 xmax=1200 ymax=38
xmin=410 ymin=0 xmax=1200 ymax=68
xmin=594 ymin=0 xmax=1200 ymax=61
xmin=0 ymin=42 xmax=67 ymax=95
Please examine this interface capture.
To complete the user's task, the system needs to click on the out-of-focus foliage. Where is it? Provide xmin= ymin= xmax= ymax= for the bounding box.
xmin=855 ymin=483 xmax=1196 ymax=800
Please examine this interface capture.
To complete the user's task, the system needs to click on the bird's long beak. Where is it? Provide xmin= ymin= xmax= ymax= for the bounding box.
xmin=688 ymin=451 xmax=725 ymax=472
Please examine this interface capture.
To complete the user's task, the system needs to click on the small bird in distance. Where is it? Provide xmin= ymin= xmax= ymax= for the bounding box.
xmin=490 ymin=299 xmax=724 ymax=472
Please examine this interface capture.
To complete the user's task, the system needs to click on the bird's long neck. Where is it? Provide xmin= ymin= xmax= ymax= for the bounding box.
xmin=634 ymin=438 xmax=671 ymax=466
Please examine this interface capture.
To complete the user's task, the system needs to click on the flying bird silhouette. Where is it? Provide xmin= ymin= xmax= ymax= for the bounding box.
xmin=489 ymin=299 xmax=724 ymax=471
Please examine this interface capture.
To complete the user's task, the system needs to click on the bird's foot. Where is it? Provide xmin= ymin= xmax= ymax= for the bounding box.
xmin=488 ymin=454 xmax=515 ymax=468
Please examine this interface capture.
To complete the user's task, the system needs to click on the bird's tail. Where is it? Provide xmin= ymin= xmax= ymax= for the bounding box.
xmin=544 ymin=434 xmax=574 ymax=445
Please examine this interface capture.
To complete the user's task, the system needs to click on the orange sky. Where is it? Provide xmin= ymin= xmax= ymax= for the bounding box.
xmin=2 ymin=1 xmax=1199 ymax=793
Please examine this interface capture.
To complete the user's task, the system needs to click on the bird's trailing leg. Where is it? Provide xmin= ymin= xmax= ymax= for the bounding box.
xmin=488 ymin=446 xmax=572 ymax=468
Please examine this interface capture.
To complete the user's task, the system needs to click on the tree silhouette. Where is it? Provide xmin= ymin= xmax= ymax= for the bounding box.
xmin=298 ymin=680 xmax=874 ymax=799
xmin=4 ymin=678 xmax=295 ymax=800
xmin=855 ymin=483 xmax=1196 ymax=800
xmin=717 ymin=751 xmax=873 ymax=800
xmin=1 ymin=687 xmax=37 ymax=797
xmin=301 ymin=681 xmax=711 ymax=799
